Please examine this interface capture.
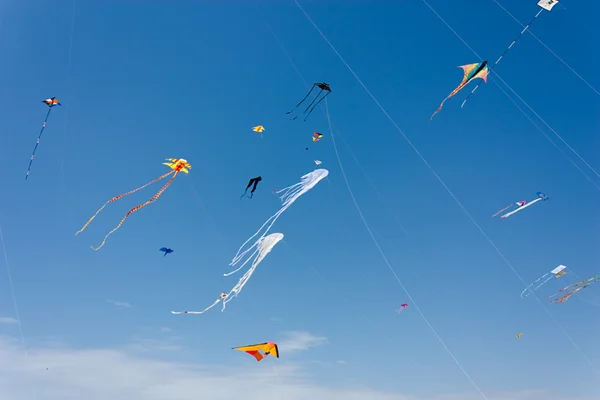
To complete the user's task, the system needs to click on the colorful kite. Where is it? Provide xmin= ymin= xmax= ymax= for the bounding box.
xmin=521 ymin=265 xmax=567 ymax=298
xmin=252 ymin=125 xmax=265 ymax=133
xmin=396 ymin=303 xmax=408 ymax=313
xmin=516 ymin=333 xmax=523 ymax=339
xmin=492 ymin=200 xmax=527 ymax=217
xmin=76 ymin=158 xmax=191 ymax=250
xmin=159 ymin=247 xmax=174 ymax=256
xmin=222 ymin=233 xmax=284 ymax=311
xmin=286 ymin=82 xmax=331 ymax=121
xmin=461 ymin=0 xmax=559 ymax=109
xmin=500 ymin=192 xmax=548 ymax=220
xmin=171 ymin=292 xmax=228 ymax=315
xmin=430 ymin=62 xmax=488 ymax=120
xmin=233 ymin=169 xmax=328 ymax=266
xmin=306 ymin=132 xmax=323 ymax=150
xmin=25 ymin=97 xmax=62 ymax=180
xmin=233 ymin=342 xmax=279 ymax=362
xmin=549 ymin=275 xmax=599 ymax=304
xmin=241 ymin=176 xmax=262 ymax=199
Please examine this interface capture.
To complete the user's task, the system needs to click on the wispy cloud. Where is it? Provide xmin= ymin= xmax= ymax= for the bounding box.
xmin=0 ymin=317 xmax=18 ymax=325
xmin=0 ymin=338 xmax=593 ymax=400
xmin=106 ymin=299 xmax=132 ymax=308
xmin=278 ymin=331 xmax=327 ymax=353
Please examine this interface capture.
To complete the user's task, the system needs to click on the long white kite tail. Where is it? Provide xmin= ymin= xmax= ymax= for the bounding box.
xmin=230 ymin=169 xmax=328 ymax=266
xmin=501 ymin=197 xmax=543 ymax=220
xmin=222 ymin=233 xmax=284 ymax=311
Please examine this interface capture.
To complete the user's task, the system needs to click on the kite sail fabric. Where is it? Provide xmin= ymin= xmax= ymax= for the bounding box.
xmin=516 ymin=333 xmax=523 ymax=339
xmin=549 ymin=275 xmax=599 ymax=304
xmin=430 ymin=62 xmax=488 ymax=120
xmin=286 ymin=82 xmax=331 ymax=121
xmin=521 ymin=265 xmax=567 ymax=298
xmin=241 ymin=176 xmax=262 ymax=199
xmin=232 ymin=169 xmax=328 ymax=266
xmin=492 ymin=200 xmax=527 ymax=217
xmin=252 ymin=125 xmax=265 ymax=133
xmin=500 ymin=192 xmax=548 ymax=220
xmin=76 ymin=158 xmax=191 ymax=250
xmin=159 ymin=247 xmax=174 ymax=256
xmin=171 ymin=292 xmax=228 ymax=315
xmin=222 ymin=233 xmax=284 ymax=311
xmin=25 ymin=97 xmax=62 ymax=180
xmin=233 ymin=342 xmax=279 ymax=362
xmin=461 ymin=1 xmax=558 ymax=109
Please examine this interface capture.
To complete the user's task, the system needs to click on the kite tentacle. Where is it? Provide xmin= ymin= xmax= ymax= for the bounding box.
xmin=287 ymin=83 xmax=317 ymax=114
xmin=304 ymin=90 xmax=331 ymax=121
xmin=90 ymin=172 xmax=179 ymax=250
xmin=76 ymin=170 xmax=175 ymax=236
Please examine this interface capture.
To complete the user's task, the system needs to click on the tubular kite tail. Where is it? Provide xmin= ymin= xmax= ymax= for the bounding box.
xmin=171 ymin=299 xmax=221 ymax=315
xmin=500 ymin=197 xmax=542 ymax=220
xmin=461 ymin=8 xmax=544 ymax=108
xmin=286 ymin=83 xmax=318 ymax=117
xmin=76 ymin=170 xmax=175 ymax=236
xmin=25 ymin=107 xmax=54 ymax=180
xmin=303 ymin=90 xmax=331 ymax=121
xmin=91 ymin=172 xmax=179 ymax=250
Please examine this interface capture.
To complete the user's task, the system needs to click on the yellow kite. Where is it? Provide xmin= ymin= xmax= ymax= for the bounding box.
xmin=233 ymin=342 xmax=279 ymax=362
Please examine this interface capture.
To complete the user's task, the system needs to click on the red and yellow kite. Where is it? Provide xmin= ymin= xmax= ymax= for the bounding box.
xmin=233 ymin=342 xmax=279 ymax=362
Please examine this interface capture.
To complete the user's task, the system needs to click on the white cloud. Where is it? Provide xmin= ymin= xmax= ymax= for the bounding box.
xmin=0 ymin=337 xmax=594 ymax=400
xmin=106 ymin=299 xmax=132 ymax=308
xmin=0 ymin=317 xmax=19 ymax=325
xmin=278 ymin=331 xmax=327 ymax=354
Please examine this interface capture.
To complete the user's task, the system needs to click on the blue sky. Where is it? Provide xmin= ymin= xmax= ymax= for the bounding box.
xmin=1 ymin=0 xmax=599 ymax=399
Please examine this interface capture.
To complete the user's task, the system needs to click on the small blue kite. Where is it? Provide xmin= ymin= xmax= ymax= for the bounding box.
xmin=159 ymin=247 xmax=174 ymax=256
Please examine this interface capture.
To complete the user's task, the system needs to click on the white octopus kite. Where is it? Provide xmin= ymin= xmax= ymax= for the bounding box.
xmin=171 ymin=169 xmax=328 ymax=314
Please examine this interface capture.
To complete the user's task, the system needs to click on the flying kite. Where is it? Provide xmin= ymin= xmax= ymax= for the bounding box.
xmin=314 ymin=160 xmax=322 ymax=165
xmin=499 ymin=192 xmax=548 ymax=220
xmin=25 ymin=97 xmax=62 ymax=180
xmin=233 ymin=169 xmax=328 ymax=268
xmin=430 ymin=61 xmax=488 ymax=120
xmin=222 ymin=233 xmax=284 ymax=311
xmin=286 ymin=82 xmax=331 ymax=121
xmin=461 ymin=0 xmax=559 ymax=108
xmin=492 ymin=200 xmax=527 ymax=217
xmin=159 ymin=247 xmax=174 ymax=256
xmin=516 ymin=333 xmax=523 ymax=339
xmin=306 ymin=132 xmax=323 ymax=150
xmin=76 ymin=158 xmax=191 ymax=250
xmin=233 ymin=342 xmax=279 ymax=362
xmin=241 ymin=176 xmax=262 ymax=199
xmin=252 ymin=125 xmax=265 ymax=133
xmin=396 ymin=303 xmax=408 ymax=313
xmin=549 ymin=275 xmax=599 ymax=304
xmin=171 ymin=292 xmax=228 ymax=315
xmin=521 ymin=265 xmax=567 ymax=298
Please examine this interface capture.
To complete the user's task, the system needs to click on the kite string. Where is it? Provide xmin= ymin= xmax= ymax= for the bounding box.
xmin=490 ymin=0 xmax=600 ymax=96
xmin=419 ymin=0 xmax=600 ymax=184
xmin=490 ymin=78 xmax=600 ymax=189
xmin=292 ymin=0 xmax=600 ymax=375
xmin=322 ymin=99 xmax=490 ymax=400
